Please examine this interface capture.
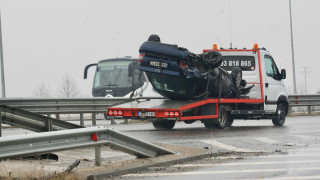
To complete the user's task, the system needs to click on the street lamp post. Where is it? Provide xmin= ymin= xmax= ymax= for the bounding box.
xmin=289 ymin=0 xmax=297 ymax=94
xmin=0 ymin=11 xmax=6 ymax=98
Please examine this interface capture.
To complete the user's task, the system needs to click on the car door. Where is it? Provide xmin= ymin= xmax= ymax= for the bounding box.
xmin=264 ymin=55 xmax=282 ymax=112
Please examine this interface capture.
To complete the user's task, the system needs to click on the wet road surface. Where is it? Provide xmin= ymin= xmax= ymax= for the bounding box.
xmin=2 ymin=115 xmax=320 ymax=179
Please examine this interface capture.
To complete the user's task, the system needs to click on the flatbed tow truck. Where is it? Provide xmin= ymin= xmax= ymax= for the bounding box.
xmin=107 ymin=44 xmax=288 ymax=129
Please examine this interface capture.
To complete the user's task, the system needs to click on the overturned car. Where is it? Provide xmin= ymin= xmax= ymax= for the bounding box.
xmin=138 ymin=35 xmax=253 ymax=100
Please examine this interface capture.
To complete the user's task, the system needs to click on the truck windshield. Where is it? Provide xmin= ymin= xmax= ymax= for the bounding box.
xmin=93 ymin=60 xmax=131 ymax=88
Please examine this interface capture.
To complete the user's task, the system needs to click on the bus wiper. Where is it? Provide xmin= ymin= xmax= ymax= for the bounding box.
xmin=113 ymin=69 xmax=123 ymax=85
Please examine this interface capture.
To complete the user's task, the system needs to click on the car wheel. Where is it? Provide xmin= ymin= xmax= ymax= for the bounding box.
xmin=231 ymin=67 xmax=242 ymax=89
xmin=214 ymin=106 xmax=228 ymax=129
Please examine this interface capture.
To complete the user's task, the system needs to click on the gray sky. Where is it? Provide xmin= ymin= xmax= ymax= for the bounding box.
xmin=0 ymin=0 xmax=320 ymax=97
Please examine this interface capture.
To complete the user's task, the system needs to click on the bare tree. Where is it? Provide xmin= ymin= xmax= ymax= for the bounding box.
xmin=33 ymin=82 xmax=51 ymax=98
xmin=58 ymin=74 xmax=79 ymax=98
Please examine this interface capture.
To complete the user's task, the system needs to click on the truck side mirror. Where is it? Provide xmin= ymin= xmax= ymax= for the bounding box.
xmin=281 ymin=69 xmax=286 ymax=79
xmin=84 ymin=63 xmax=97 ymax=79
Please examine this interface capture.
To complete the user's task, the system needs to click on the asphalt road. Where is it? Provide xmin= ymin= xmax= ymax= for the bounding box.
xmin=2 ymin=115 xmax=320 ymax=179
xmin=114 ymin=116 xmax=320 ymax=180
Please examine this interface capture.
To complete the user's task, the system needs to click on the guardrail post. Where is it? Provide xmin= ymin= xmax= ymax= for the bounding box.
xmin=0 ymin=107 xmax=2 ymax=137
xmin=308 ymin=106 xmax=312 ymax=115
xmin=80 ymin=113 xmax=84 ymax=126
xmin=92 ymin=113 xmax=96 ymax=126
xmin=110 ymin=117 xmax=115 ymax=125
xmin=95 ymin=145 xmax=102 ymax=166
xmin=56 ymin=113 xmax=60 ymax=120
xmin=46 ymin=119 xmax=52 ymax=131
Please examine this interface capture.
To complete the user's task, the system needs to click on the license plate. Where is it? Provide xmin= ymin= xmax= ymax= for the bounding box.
xmin=137 ymin=111 xmax=155 ymax=117
xmin=149 ymin=61 xmax=168 ymax=68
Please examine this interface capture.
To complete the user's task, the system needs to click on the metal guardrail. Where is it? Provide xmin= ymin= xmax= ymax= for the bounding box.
xmin=0 ymin=105 xmax=83 ymax=132
xmin=0 ymin=126 xmax=174 ymax=160
xmin=0 ymin=97 xmax=132 ymax=114
xmin=0 ymin=95 xmax=319 ymax=119
xmin=288 ymin=94 xmax=320 ymax=106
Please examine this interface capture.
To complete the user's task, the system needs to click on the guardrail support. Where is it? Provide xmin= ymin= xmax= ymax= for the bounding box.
xmin=80 ymin=113 xmax=84 ymax=126
xmin=92 ymin=113 xmax=96 ymax=126
xmin=308 ymin=106 xmax=312 ymax=115
xmin=46 ymin=119 xmax=52 ymax=131
xmin=0 ymin=107 xmax=2 ymax=137
xmin=95 ymin=145 xmax=102 ymax=166
xmin=110 ymin=117 xmax=115 ymax=125
xmin=56 ymin=113 xmax=60 ymax=120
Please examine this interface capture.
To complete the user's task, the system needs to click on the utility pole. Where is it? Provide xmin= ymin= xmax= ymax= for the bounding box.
xmin=300 ymin=66 xmax=310 ymax=94
xmin=0 ymin=11 xmax=6 ymax=98
xmin=289 ymin=0 xmax=297 ymax=94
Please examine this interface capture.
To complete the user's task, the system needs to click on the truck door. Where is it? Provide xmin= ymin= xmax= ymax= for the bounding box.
xmin=263 ymin=55 xmax=282 ymax=112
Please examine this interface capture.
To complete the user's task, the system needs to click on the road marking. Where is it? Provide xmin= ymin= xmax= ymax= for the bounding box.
xmin=200 ymin=139 xmax=260 ymax=152
xmin=231 ymin=176 xmax=320 ymax=180
xmin=171 ymin=159 xmax=320 ymax=167
xmin=212 ymin=153 xmax=320 ymax=160
xmin=254 ymin=137 xmax=279 ymax=144
xmin=123 ymin=167 xmax=320 ymax=177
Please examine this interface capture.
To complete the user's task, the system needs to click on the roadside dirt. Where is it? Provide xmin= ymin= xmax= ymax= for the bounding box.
xmin=0 ymin=143 xmax=208 ymax=180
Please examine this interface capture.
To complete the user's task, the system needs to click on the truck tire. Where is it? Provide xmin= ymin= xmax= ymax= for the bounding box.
xmin=214 ymin=106 xmax=228 ymax=129
xmin=152 ymin=120 xmax=176 ymax=130
xmin=231 ymin=67 xmax=242 ymax=90
xmin=272 ymin=103 xmax=286 ymax=126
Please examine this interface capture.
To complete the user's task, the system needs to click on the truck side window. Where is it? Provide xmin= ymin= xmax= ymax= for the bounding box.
xmin=265 ymin=56 xmax=281 ymax=80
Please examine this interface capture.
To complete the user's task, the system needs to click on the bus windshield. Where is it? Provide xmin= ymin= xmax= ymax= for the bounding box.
xmin=93 ymin=60 xmax=132 ymax=88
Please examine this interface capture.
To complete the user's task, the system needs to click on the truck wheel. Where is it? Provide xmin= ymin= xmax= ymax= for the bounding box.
xmin=272 ymin=103 xmax=286 ymax=126
xmin=231 ymin=67 xmax=242 ymax=89
xmin=152 ymin=120 xmax=176 ymax=130
xmin=214 ymin=106 xmax=228 ymax=129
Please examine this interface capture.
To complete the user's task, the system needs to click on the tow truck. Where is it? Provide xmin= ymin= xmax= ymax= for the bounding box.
xmin=106 ymin=44 xmax=288 ymax=129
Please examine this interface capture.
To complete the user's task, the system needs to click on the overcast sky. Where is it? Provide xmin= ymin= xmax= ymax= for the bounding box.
xmin=0 ymin=0 xmax=320 ymax=98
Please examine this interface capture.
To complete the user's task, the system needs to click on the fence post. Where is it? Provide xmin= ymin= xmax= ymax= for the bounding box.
xmin=80 ymin=113 xmax=84 ymax=126
xmin=92 ymin=113 xmax=96 ymax=126
xmin=308 ymin=106 xmax=312 ymax=115
xmin=95 ymin=145 xmax=102 ymax=166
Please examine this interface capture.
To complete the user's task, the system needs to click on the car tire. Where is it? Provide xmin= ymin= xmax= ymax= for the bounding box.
xmin=231 ymin=67 xmax=242 ymax=90
xmin=214 ymin=106 xmax=228 ymax=129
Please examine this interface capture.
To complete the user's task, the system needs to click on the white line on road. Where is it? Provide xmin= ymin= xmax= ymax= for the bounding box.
xmin=171 ymin=159 xmax=320 ymax=168
xmin=232 ymin=176 xmax=320 ymax=180
xmin=212 ymin=153 xmax=320 ymax=160
xmin=123 ymin=167 xmax=320 ymax=177
xmin=254 ymin=137 xmax=279 ymax=144
xmin=200 ymin=139 xmax=260 ymax=152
